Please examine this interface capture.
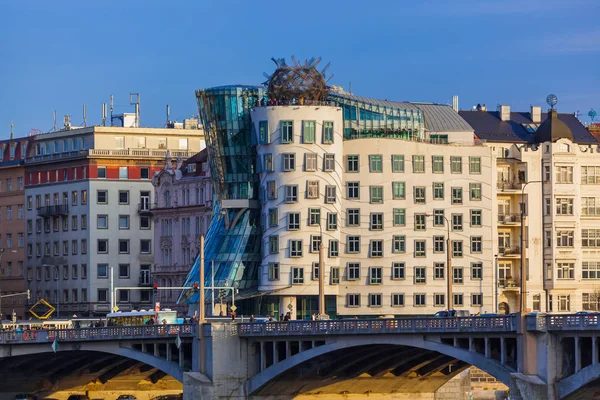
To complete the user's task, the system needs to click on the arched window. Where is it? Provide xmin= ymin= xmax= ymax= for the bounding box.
xmin=164 ymin=191 xmax=171 ymax=207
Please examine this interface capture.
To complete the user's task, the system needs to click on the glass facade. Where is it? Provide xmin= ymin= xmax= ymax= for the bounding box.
xmin=327 ymin=91 xmax=425 ymax=140
xmin=179 ymin=86 xmax=266 ymax=305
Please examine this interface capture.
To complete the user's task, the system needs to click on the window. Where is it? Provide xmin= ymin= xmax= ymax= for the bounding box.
xmin=62 ymin=241 xmax=68 ymax=255
xmin=556 ymin=230 xmax=574 ymax=247
xmin=266 ymin=181 xmax=276 ymax=200
xmin=434 ymin=262 xmax=445 ymax=280
xmin=258 ymin=120 xmax=269 ymax=144
xmin=97 ymin=264 xmax=108 ymax=278
xmin=369 ymin=293 xmax=382 ymax=307
xmin=348 ymin=263 xmax=360 ymax=280
xmin=392 ymin=182 xmax=406 ymax=199
xmin=392 ymin=155 xmax=405 ymax=172
xmin=81 ymin=264 xmax=87 ymax=279
xmin=393 ymin=208 xmax=405 ymax=226
xmin=119 ymin=239 xmax=129 ymax=254
xmin=347 ymin=293 xmax=360 ymax=307
xmin=582 ymin=293 xmax=600 ymax=310
xmin=119 ymin=167 xmax=128 ymax=179
xmin=292 ymin=267 xmax=304 ymax=284
xmin=454 ymin=294 xmax=464 ymax=307
xmin=433 ymin=183 xmax=444 ymax=200
xmin=263 ymin=154 xmax=273 ymax=172
xmin=453 ymin=267 xmax=464 ymax=284
xmin=140 ymin=168 xmax=149 ymax=179
xmin=269 ymin=236 xmax=279 ymax=254
xmin=415 ymin=240 xmax=426 ymax=257
xmin=370 ymin=267 xmax=382 ymax=284
xmin=281 ymin=121 xmax=294 ymax=143
xmin=347 ymin=182 xmax=360 ymax=199
xmin=82 ymin=190 xmax=87 ymax=205
xmin=392 ymin=262 xmax=405 ymax=280
xmin=433 ymin=209 xmax=445 ymax=226
xmin=97 ymin=190 xmax=107 ymax=204
xmin=98 ymin=289 xmax=108 ymax=303
xmin=370 ymin=213 xmax=383 ymax=230
xmin=97 ymin=215 xmax=108 ymax=229
xmin=308 ymin=208 xmax=320 ymax=226
xmin=470 ymin=210 xmax=482 ymax=227
xmin=325 ymin=185 xmax=336 ymax=203
xmin=323 ymin=154 xmax=335 ymax=171
xmin=469 ymin=157 xmax=481 ymax=174
xmin=557 ymin=295 xmax=571 ymax=312
xmin=140 ymin=240 xmax=151 ymax=254
xmin=581 ymin=166 xmax=600 ymax=184
xmin=471 ymin=236 xmax=482 ymax=253
xmin=118 ymin=264 xmax=130 ymax=279
xmin=81 ymin=214 xmax=87 ymax=229
xmin=268 ymin=263 xmax=279 ymax=280
xmin=347 ymin=155 xmax=359 ymax=172
xmin=118 ymin=191 xmax=129 ymax=204
xmin=370 ymin=240 xmax=383 ymax=257
xmin=369 ymin=155 xmax=383 ymax=172
xmin=288 ymin=212 xmax=300 ymax=230
xmin=414 ymin=214 xmax=426 ymax=231
xmin=327 ymin=213 xmax=337 ymax=230
xmin=310 ymin=235 xmax=321 ymax=253
xmin=452 ymin=240 xmax=463 ymax=257
xmin=471 ymin=262 xmax=483 ymax=279
xmin=434 ymin=294 xmax=445 ymax=307
xmin=583 ymin=230 xmax=600 ymax=248
xmin=305 ymin=181 xmax=319 ymax=199
xmin=451 ymin=187 xmax=463 ymax=204
xmin=304 ymin=153 xmax=317 ymax=171
xmin=392 ymin=235 xmax=406 ymax=253
xmin=303 ymin=120 xmax=315 ymax=143
xmin=370 ymin=186 xmax=383 ymax=203
xmin=323 ymin=121 xmax=334 ymax=143
xmin=414 ymin=294 xmax=426 ymax=306
xmin=414 ymin=186 xmax=426 ymax=203
xmin=268 ymin=208 xmax=278 ymax=227
xmin=452 ymin=214 xmax=463 ymax=231
xmin=140 ymin=216 xmax=150 ymax=229
xmin=98 ymin=167 xmax=106 ymax=179
xmin=433 ymin=236 xmax=445 ymax=253
xmin=290 ymin=240 xmax=303 ymax=257
xmin=27 ymin=196 xmax=32 ymax=210
xmin=97 ymin=239 xmax=108 ymax=253
xmin=555 ymin=166 xmax=573 ymax=183
xmin=582 ymin=197 xmax=600 ymax=216
xmin=470 ymin=183 xmax=482 ymax=201
xmin=285 ymin=185 xmax=298 ymax=203
xmin=392 ymin=293 xmax=405 ymax=307
xmin=347 ymin=236 xmax=360 ymax=254
xmin=428 ymin=156 xmax=444 ymax=173
xmin=451 ymin=156 xmax=462 ymax=173
xmin=557 ymin=262 xmax=574 ymax=279
xmin=412 ymin=155 xmax=425 ymax=173
xmin=329 ymin=240 xmax=339 ymax=257
xmin=283 ymin=153 xmax=295 ymax=171
xmin=555 ymin=198 xmax=574 ymax=215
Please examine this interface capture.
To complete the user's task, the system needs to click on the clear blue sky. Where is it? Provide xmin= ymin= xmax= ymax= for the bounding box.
xmin=1 ymin=0 xmax=599 ymax=138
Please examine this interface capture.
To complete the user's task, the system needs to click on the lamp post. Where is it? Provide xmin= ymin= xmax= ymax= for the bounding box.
xmin=42 ymin=264 xmax=60 ymax=318
xmin=519 ymin=181 xmax=544 ymax=314
xmin=426 ymin=214 xmax=452 ymax=311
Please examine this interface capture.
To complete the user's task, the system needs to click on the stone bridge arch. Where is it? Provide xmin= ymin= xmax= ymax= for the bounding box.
xmin=245 ymin=335 xmax=513 ymax=396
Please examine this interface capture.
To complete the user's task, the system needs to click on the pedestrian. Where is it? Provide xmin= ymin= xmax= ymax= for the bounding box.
xmin=162 ymin=319 xmax=168 ymax=325
xmin=231 ymin=311 xmax=236 ymax=321
xmin=190 ymin=316 xmax=197 ymax=325
xmin=311 ymin=313 xmax=316 ymax=321
xmin=147 ymin=317 xmax=155 ymax=325
xmin=250 ymin=314 xmax=255 ymax=323
xmin=284 ymin=312 xmax=290 ymax=322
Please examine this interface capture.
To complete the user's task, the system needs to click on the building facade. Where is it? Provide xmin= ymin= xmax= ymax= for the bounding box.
xmin=0 ymin=136 xmax=34 ymax=320
xmin=152 ymin=149 xmax=213 ymax=314
xmin=24 ymin=124 xmax=204 ymax=317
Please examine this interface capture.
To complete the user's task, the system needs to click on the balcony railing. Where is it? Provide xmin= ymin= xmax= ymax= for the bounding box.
xmin=498 ymin=213 xmax=520 ymax=224
xmin=497 ymin=181 xmax=524 ymax=191
xmin=499 ymin=246 xmax=521 ymax=256
xmin=26 ymin=149 xmax=196 ymax=164
xmin=498 ymin=279 xmax=520 ymax=288
xmin=37 ymin=204 xmax=69 ymax=217
xmin=138 ymin=202 xmax=152 ymax=215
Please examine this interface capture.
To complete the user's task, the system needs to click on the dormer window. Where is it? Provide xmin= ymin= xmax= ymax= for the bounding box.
xmin=10 ymin=143 xmax=17 ymax=159
xmin=187 ymin=164 xmax=196 ymax=173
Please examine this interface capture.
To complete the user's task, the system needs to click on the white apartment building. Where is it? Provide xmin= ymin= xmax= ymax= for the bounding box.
xmin=25 ymin=124 xmax=204 ymax=317
xmin=252 ymin=102 xmax=495 ymax=318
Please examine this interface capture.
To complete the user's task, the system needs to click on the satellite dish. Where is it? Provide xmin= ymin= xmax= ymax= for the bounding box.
xmin=546 ymin=94 xmax=558 ymax=109
xmin=589 ymin=109 xmax=597 ymax=122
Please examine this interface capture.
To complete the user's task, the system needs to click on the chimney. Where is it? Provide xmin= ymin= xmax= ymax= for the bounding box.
xmin=452 ymin=95 xmax=459 ymax=112
xmin=530 ymin=106 xmax=541 ymax=124
xmin=499 ymin=105 xmax=511 ymax=121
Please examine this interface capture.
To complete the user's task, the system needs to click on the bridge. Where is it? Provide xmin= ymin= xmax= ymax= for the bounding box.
xmin=2 ymin=316 xmax=600 ymax=399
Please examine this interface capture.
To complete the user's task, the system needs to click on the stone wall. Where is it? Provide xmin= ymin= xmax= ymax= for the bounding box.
xmin=434 ymin=369 xmax=471 ymax=400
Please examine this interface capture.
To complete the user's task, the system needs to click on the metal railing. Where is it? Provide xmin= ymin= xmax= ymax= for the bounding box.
xmin=500 ymin=246 xmax=521 ymax=256
xmin=498 ymin=213 xmax=520 ymax=224
xmin=0 ymin=324 xmax=195 ymax=344
xmin=237 ymin=316 xmax=516 ymax=337
xmin=37 ymin=204 xmax=69 ymax=216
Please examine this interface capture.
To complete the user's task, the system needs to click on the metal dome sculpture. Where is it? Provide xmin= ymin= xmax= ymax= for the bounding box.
xmin=263 ymin=56 xmax=333 ymax=102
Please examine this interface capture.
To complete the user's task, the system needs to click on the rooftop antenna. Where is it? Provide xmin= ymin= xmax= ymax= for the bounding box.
xmin=546 ymin=94 xmax=558 ymax=110
xmin=130 ymin=93 xmax=140 ymax=127
xmin=10 ymin=121 xmax=14 ymax=139
xmin=110 ymin=95 xmax=114 ymax=126
xmin=166 ymin=104 xmax=171 ymax=125
xmin=64 ymin=115 xmax=71 ymax=130
xmin=102 ymin=103 xmax=107 ymax=126
xmin=83 ymin=104 xmax=87 ymax=127
xmin=349 ymin=81 xmax=352 ymax=94
xmin=53 ymin=110 xmax=57 ymax=132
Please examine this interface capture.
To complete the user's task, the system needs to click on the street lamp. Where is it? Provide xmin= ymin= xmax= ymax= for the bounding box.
xmin=519 ymin=180 xmax=545 ymax=314
xmin=426 ymin=214 xmax=452 ymax=311
xmin=0 ymin=249 xmax=18 ymax=322
xmin=42 ymin=264 xmax=60 ymax=318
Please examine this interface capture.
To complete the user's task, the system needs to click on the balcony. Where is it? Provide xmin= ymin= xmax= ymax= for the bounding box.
xmin=499 ymin=246 xmax=521 ymax=257
xmin=498 ymin=213 xmax=521 ymax=225
xmin=37 ymin=204 xmax=69 ymax=217
xmin=139 ymin=272 xmax=152 ymax=287
xmin=138 ymin=202 xmax=152 ymax=216
xmin=498 ymin=278 xmax=520 ymax=291
xmin=496 ymin=180 xmax=524 ymax=192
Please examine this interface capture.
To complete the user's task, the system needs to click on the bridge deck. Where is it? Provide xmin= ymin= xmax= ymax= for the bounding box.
xmin=238 ymin=316 xmax=516 ymax=336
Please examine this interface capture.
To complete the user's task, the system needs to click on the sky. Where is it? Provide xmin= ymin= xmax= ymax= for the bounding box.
xmin=0 ymin=0 xmax=599 ymax=138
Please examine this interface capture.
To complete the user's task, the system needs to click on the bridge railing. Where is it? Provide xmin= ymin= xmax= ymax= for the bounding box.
xmin=0 ymin=324 xmax=195 ymax=344
xmin=541 ymin=314 xmax=600 ymax=331
xmin=237 ymin=316 xmax=516 ymax=336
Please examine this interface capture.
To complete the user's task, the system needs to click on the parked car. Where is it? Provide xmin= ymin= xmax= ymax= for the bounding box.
xmin=117 ymin=396 xmax=137 ymax=400
xmin=66 ymin=395 xmax=89 ymax=400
